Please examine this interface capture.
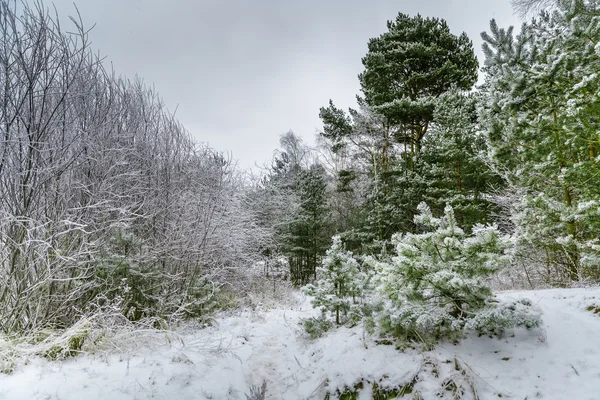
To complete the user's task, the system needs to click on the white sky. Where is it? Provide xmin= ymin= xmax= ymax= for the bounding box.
xmin=48 ymin=0 xmax=521 ymax=169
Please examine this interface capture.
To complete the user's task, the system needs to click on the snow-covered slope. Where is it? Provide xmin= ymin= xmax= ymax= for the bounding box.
xmin=1 ymin=288 xmax=599 ymax=399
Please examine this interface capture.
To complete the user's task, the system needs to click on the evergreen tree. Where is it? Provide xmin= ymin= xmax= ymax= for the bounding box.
xmin=303 ymin=236 xmax=366 ymax=325
xmin=376 ymin=203 xmax=541 ymax=342
xmin=319 ymin=99 xmax=397 ymax=247
xmin=359 ymin=13 xmax=479 ymax=155
xmin=317 ymin=13 xmax=485 ymax=249
xmin=419 ymin=89 xmax=502 ymax=230
xmin=265 ymin=132 xmax=333 ymax=285
xmin=287 ymin=166 xmax=331 ymax=284
xmin=480 ymin=2 xmax=600 ymax=282
xmin=319 ymin=85 xmax=496 ymax=249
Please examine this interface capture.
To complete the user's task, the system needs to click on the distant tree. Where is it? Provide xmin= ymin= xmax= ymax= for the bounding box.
xmin=263 ymin=132 xmax=333 ymax=285
xmin=286 ymin=166 xmax=330 ymax=284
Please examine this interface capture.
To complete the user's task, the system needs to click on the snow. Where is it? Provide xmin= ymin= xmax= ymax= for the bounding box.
xmin=436 ymin=288 xmax=600 ymax=400
xmin=1 ymin=288 xmax=600 ymax=399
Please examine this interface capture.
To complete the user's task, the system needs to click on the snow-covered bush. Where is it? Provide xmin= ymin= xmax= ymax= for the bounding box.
xmin=303 ymin=236 xmax=367 ymax=326
xmin=301 ymin=315 xmax=334 ymax=339
xmin=0 ymin=2 xmax=273 ymax=334
xmin=466 ymin=297 xmax=542 ymax=336
xmin=376 ymin=203 xmax=541 ymax=343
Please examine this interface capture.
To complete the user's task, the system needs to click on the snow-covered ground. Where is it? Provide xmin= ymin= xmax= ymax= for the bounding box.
xmin=1 ymin=288 xmax=600 ymax=399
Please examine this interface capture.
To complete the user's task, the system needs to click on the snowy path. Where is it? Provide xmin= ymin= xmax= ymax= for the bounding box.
xmin=440 ymin=288 xmax=600 ymax=399
xmin=1 ymin=288 xmax=600 ymax=399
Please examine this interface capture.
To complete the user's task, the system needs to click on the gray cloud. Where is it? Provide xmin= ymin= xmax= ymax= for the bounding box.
xmin=48 ymin=0 xmax=521 ymax=169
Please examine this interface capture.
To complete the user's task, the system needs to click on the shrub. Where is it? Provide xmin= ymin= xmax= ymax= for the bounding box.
xmin=376 ymin=203 xmax=541 ymax=343
xmin=301 ymin=316 xmax=334 ymax=339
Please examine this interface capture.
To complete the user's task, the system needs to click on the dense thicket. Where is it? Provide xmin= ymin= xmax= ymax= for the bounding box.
xmin=269 ymin=2 xmax=600 ymax=288
xmin=0 ymin=1 xmax=270 ymax=333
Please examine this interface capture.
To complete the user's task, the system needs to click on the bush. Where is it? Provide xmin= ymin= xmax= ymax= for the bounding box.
xmin=301 ymin=316 xmax=334 ymax=339
xmin=375 ymin=203 xmax=541 ymax=343
xmin=466 ymin=298 xmax=543 ymax=336
xmin=41 ymin=319 xmax=91 ymax=360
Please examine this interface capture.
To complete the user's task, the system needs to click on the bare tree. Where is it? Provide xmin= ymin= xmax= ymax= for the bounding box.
xmin=0 ymin=0 xmax=272 ymax=333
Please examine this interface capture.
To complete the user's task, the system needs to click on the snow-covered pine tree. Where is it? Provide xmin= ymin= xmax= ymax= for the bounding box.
xmin=303 ymin=236 xmax=366 ymax=326
xmin=480 ymin=2 xmax=600 ymax=283
xmin=376 ymin=203 xmax=541 ymax=343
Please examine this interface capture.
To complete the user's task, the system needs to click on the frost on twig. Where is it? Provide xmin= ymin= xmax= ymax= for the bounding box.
xmin=511 ymin=0 xmax=557 ymax=18
xmin=245 ymin=380 xmax=267 ymax=400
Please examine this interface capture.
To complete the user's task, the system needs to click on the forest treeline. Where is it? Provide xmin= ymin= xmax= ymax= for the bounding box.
xmin=0 ymin=0 xmax=599 ymax=334
xmin=264 ymin=0 xmax=600 ymax=290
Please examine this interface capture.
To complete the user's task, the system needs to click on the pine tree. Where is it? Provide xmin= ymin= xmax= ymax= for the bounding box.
xmin=316 ymin=13 xmax=501 ymax=256
xmin=266 ymin=132 xmax=333 ymax=285
xmin=319 ymin=99 xmax=400 ymax=246
xmin=360 ymin=13 xmax=478 ymax=154
xmin=419 ymin=89 xmax=502 ymax=230
xmin=303 ymin=236 xmax=366 ymax=325
xmin=480 ymin=2 xmax=600 ymax=282
xmin=376 ymin=203 xmax=541 ymax=342
xmin=289 ymin=166 xmax=330 ymax=284
xmin=354 ymin=13 xmax=481 ymax=242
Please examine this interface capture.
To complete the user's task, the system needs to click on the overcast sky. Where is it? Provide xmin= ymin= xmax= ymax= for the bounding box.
xmin=48 ymin=0 xmax=521 ymax=169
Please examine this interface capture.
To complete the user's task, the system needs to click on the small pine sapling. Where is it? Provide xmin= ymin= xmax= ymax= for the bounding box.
xmin=303 ymin=236 xmax=366 ymax=326
xmin=376 ymin=203 xmax=541 ymax=343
